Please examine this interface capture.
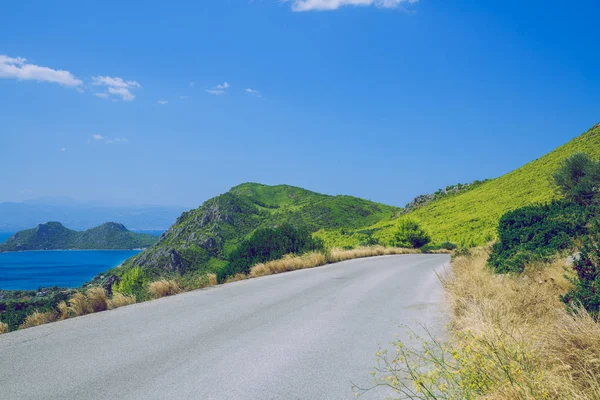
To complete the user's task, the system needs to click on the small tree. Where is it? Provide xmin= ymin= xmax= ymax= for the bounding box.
xmin=219 ymin=224 xmax=324 ymax=282
xmin=393 ymin=219 xmax=431 ymax=249
xmin=113 ymin=267 xmax=148 ymax=300
xmin=553 ymin=153 xmax=600 ymax=205
xmin=562 ymin=234 xmax=600 ymax=320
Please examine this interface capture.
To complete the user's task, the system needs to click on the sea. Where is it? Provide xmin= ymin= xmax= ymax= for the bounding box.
xmin=0 ymin=231 xmax=161 ymax=291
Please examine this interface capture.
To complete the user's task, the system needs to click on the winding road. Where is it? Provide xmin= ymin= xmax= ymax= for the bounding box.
xmin=0 ymin=254 xmax=449 ymax=400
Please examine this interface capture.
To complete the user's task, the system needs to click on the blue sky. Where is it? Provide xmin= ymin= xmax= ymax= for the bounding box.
xmin=1 ymin=0 xmax=599 ymax=208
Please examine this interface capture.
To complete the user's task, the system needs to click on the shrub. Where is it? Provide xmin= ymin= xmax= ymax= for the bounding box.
xmin=219 ymin=224 xmax=325 ymax=282
xmin=440 ymin=241 xmax=458 ymax=251
xmin=113 ymin=267 xmax=148 ymax=299
xmin=562 ymin=235 xmax=600 ymax=320
xmin=392 ymin=219 xmax=431 ymax=249
xmin=488 ymin=200 xmax=594 ymax=273
xmin=452 ymin=247 xmax=472 ymax=258
xmin=0 ymin=322 xmax=7 ymax=334
xmin=148 ymin=280 xmax=181 ymax=298
xmin=86 ymin=287 xmax=108 ymax=312
xmin=553 ymin=152 xmax=600 ymax=205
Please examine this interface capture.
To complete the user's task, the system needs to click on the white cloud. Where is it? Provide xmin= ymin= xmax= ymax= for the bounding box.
xmin=106 ymin=137 xmax=128 ymax=144
xmin=0 ymin=55 xmax=83 ymax=87
xmin=179 ymin=95 xmax=188 ymax=99
xmin=189 ymin=81 xmax=195 ymax=87
xmin=245 ymin=88 xmax=261 ymax=97
xmin=92 ymin=76 xmax=141 ymax=89
xmin=206 ymin=81 xmax=230 ymax=95
xmin=92 ymin=75 xmax=141 ymax=101
xmin=59 ymin=148 xmax=67 ymax=152
xmin=157 ymin=99 xmax=168 ymax=105
xmin=290 ymin=0 xmax=418 ymax=11
xmin=206 ymin=89 xmax=225 ymax=95
xmin=108 ymin=87 xmax=135 ymax=101
xmin=90 ymin=134 xmax=128 ymax=144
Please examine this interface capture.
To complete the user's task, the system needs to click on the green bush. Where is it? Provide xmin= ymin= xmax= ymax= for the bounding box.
xmin=392 ymin=219 xmax=431 ymax=249
xmin=553 ymin=153 xmax=600 ymax=205
xmin=562 ymin=233 xmax=600 ymax=320
xmin=113 ymin=267 xmax=148 ymax=299
xmin=488 ymin=201 xmax=594 ymax=273
xmin=0 ymin=290 xmax=69 ymax=331
xmin=453 ymin=247 xmax=472 ymax=258
xmin=218 ymin=224 xmax=324 ymax=282
xmin=440 ymin=241 xmax=458 ymax=251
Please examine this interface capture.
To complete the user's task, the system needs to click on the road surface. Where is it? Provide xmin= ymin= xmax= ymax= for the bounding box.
xmin=0 ymin=254 xmax=449 ymax=400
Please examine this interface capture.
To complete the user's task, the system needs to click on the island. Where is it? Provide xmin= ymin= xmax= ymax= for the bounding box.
xmin=0 ymin=222 xmax=158 ymax=252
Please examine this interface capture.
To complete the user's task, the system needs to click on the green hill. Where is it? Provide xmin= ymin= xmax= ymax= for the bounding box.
xmin=0 ymin=222 xmax=157 ymax=252
xmin=370 ymin=123 xmax=600 ymax=247
xmin=109 ymin=183 xmax=399 ymax=279
xmin=101 ymin=123 xmax=600 ymax=283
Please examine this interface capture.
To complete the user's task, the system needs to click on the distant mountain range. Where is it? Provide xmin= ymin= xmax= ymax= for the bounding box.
xmin=0 ymin=201 xmax=187 ymax=232
xmin=0 ymin=222 xmax=158 ymax=252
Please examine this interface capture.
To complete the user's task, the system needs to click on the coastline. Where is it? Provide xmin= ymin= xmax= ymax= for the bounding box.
xmin=0 ymin=248 xmax=146 ymax=254
xmin=0 ymin=249 xmax=143 ymax=291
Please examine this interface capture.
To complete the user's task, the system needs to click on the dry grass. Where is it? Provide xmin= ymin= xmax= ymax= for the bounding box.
xmin=67 ymin=292 xmax=90 ymax=316
xmin=15 ymin=287 xmax=136 ymax=333
xmin=250 ymin=252 xmax=327 ymax=277
xmin=148 ymin=280 xmax=181 ymax=298
xmin=87 ymin=287 xmax=108 ymax=312
xmin=207 ymin=273 xmax=218 ymax=286
xmin=108 ymin=292 xmax=136 ymax=309
xmin=327 ymin=246 xmax=420 ymax=263
xmin=454 ymin=250 xmax=600 ymax=399
xmin=442 ymin=249 xmax=569 ymax=335
xmin=19 ymin=310 xmax=57 ymax=329
xmin=17 ymin=288 xmax=119 ymax=332
xmin=57 ymin=301 xmax=69 ymax=320
xmin=0 ymin=322 xmax=8 ymax=335
xmin=372 ymin=248 xmax=600 ymax=399
xmin=249 ymin=246 xmax=424 ymax=278
xmin=225 ymin=273 xmax=249 ymax=283
xmin=197 ymin=273 xmax=218 ymax=288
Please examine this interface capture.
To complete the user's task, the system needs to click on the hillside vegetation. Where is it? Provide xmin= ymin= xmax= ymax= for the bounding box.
xmin=0 ymin=222 xmax=157 ymax=252
xmin=369 ymin=123 xmax=600 ymax=247
xmin=104 ymin=183 xmax=399 ymax=284
xmin=103 ymin=123 xmax=600 ymax=285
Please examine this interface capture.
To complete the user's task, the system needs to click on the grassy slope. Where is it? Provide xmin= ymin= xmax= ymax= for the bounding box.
xmin=370 ymin=123 xmax=600 ymax=247
xmin=114 ymin=183 xmax=399 ymax=279
xmin=109 ymin=123 xmax=600 ymax=277
xmin=0 ymin=222 xmax=156 ymax=251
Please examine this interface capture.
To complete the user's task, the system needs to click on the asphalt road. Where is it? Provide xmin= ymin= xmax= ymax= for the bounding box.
xmin=0 ymin=254 xmax=449 ymax=400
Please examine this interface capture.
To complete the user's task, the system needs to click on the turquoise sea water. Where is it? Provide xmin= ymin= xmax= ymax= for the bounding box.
xmin=0 ymin=250 xmax=142 ymax=290
xmin=0 ymin=232 xmax=12 ymax=244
